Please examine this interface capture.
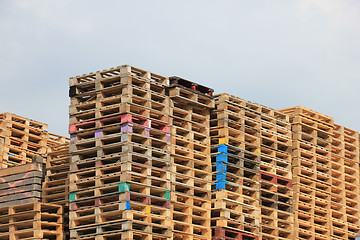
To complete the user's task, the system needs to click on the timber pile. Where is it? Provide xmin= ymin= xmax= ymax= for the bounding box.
xmin=0 ymin=65 xmax=359 ymax=240
xmin=280 ymin=106 xmax=360 ymax=240
xmin=68 ymin=65 xmax=172 ymax=239
xmin=0 ymin=202 xmax=63 ymax=240
xmin=0 ymin=158 xmax=44 ymax=208
xmin=169 ymin=76 xmax=214 ymax=240
xmin=211 ymin=94 xmax=293 ymax=240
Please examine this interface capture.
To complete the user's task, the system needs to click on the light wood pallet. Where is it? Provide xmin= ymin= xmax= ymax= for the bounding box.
xmin=70 ymin=219 xmax=171 ymax=239
xmin=0 ymin=112 xmax=48 ymax=131
xmin=168 ymin=77 xmax=213 ymax=239
xmin=70 ymin=202 xmax=171 ymax=229
xmin=213 ymin=94 xmax=294 ymax=240
xmin=0 ymin=113 xmax=48 ymax=168
xmin=171 ymin=192 xmax=211 ymax=239
xmin=279 ymin=107 xmax=336 ymax=240
xmin=71 ymin=230 xmax=171 ymax=240
xmin=0 ymin=201 xmax=63 ymax=240
xmin=69 ymin=64 xmax=168 ymax=88
xmin=42 ymin=143 xmax=70 ymax=206
xmin=0 ymin=113 xmax=69 ymax=168
xmin=70 ymin=102 xmax=170 ymax=128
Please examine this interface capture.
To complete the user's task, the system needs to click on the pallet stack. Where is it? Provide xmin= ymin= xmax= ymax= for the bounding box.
xmin=330 ymin=124 xmax=360 ymax=239
xmin=0 ymin=158 xmax=45 ymax=208
xmin=168 ymin=77 xmax=214 ymax=240
xmin=42 ymin=142 xmax=71 ymax=239
xmin=0 ymin=156 xmax=65 ymax=240
xmin=0 ymin=112 xmax=48 ymax=168
xmin=210 ymin=93 xmax=294 ymax=240
xmin=65 ymin=64 xmax=360 ymax=240
xmin=279 ymin=106 xmax=333 ymax=240
xmin=68 ymin=65 xmax=172 ymax=240
xmin=0 ymin=112 xmax=69 ymax=240
xmin=210 ymin=94 xmax=261 ymax=240
xmin=41 ymin=133 xmax=70 ymax=206
xmin=47 ymin=132 xmax=70 ymax=149
xmin=42 ymin=143 xmax=71 ymax=206
xmin=0 ymin=201 xmax=63 ymax=240
xmin=257 ymin=102 xmax=293 ymax=240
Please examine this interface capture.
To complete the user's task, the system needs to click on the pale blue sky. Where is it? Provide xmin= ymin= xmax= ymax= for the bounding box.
xmin=0 ymin=0 xmax=359 ymax=136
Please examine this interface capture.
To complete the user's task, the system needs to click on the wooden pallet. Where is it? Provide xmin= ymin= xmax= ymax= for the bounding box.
xmin=70 ymin=219 xmax=171 ymax=238
xmin=42 ymin=143 xmax=70 ymax=206
xmin=70 ymin=84 xmax=169 ymax=116
xmin=70 ymin=65 xmax=168 ymax=87
xmin=69 ymin=113 xmax=170 ymax=135
xmin=70 ymin=172 xmax=171 ymax=193
xmin=0 ymin=202 xmax=63 ymax=240
xmin=70 ymin=102 xmax=170 ymax=127
xmin=212 ymin=94 xmax=296 ymax=240
xmin=70 ymin=204 xmax=171 ymax=229
xmin=71 ymin=230 xmax=171 ymax=240
xmin=69 ymin=181 xmax=170 ymax=202
xmin=0 ymin=112 xmax=48 ymax=131
xmin=69 ymin=192 xmax=170 ymax=212
xmin=0 ymin=113 xmax=69 ymax=169
xmin=279 ymin=106 xmax=333 ymax=125
xmin=169 ymin=76 xmax=214 ymax=97
xmin=0 ymin=161 xmax=45 ymax=208
xmin=215 ymin=94 xmax=288 ymax=122
xmin=212 ymin=227 xmax=258 ymax=240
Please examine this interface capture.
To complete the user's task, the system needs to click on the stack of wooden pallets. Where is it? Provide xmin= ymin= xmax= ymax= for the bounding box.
xmin=0 ymin=113 xmax=48 ymax=168
xmin=168 ymin=77 xmax=214 ymax=240
xmin=1 ymin=65 xmax=360 ymax=240
xmin=0 ymin=113 xmax=69 ymax=240
xmin=0 ymin=158 xmax=45 ymax=208
xmin=330 ymin=124 xmax=360 ymax=239
xmin=210 ymin=93 xmax=294 ymax=240
xmin=0 ymin=112 xmax=68 ymax=169
xmin=65 ymin=64 xmax=360 ymax=240
xmin=47 ymin=132 xmax=69 ymax=149
xmin=42 ymin=142 xmax=71 ymax=239
xmin=0 ymin=158 xmax=66 ymax=240
xmin=42 ymin=143 xmax=71 ymax=206
xmin=280 ymin=107 xmax=334 ymax=240
xmin=257 ymin=103 xmax=293 ymax=240
xmin=0 ymin=202 xmax=63 ymax=240
xmin=68 ymin=65 xmax=172 ymax=240
xmin=210 ymin=94 xmax=261 ymax=240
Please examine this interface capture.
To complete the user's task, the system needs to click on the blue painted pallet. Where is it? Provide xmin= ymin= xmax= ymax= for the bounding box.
xmin=214 ymin=180 xmax=228 ymax=190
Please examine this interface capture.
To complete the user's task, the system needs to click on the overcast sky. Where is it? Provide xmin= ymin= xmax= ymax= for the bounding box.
xmin=0 ymin=0 xmax=359 ymax=136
